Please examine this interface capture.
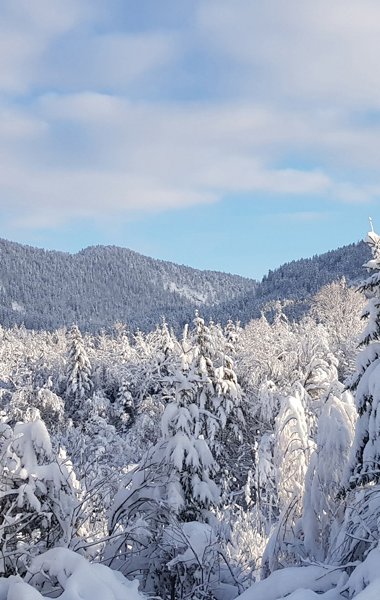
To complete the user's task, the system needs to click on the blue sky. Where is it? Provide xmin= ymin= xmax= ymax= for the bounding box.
xmin=2 ymin=1 xmax=380 ymax=279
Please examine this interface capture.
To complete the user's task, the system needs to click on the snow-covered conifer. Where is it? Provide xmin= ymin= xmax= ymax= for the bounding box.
xmin=262 ymin=385 xmax=312 ymax=574
xmin=107 ymin=315 xmax=245 ymax=598
xmin=65 ymin=325 xmax=92 ymax=417
xmin=302 ymin=385 xmax=356 ymax=561
xmin=112 ymin=377 xmax=134 ymax=427
xmin=345 ymin=230 xmax=380 ymax=490
xmin=274 ymin=385 xmax=311 ymax=514
xmin=325 ymin=231 xmax=380 ymax=566
xmin=224 ymin=319 xmax=242 ymax=352
xmin=189 ymin=314 xmax=245 ymax=485
xmin=0 ymin=410 xmax=81 ymax=576
xmin=253 ymin=431 xmax=277 ymax=531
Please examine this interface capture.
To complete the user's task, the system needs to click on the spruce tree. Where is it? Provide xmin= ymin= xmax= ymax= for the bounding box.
xmin=345 ymin=230 xmax=380 ymax=490
xmin=110 ymin=377 xmax=134 ymax=430
xmin=65 ymin=325 xmax=92 ymax=418
xmin=0 ymin=411 xmax=80 ymax=576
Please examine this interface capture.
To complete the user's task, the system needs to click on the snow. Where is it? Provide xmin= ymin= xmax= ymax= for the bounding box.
xmin=302 ymin=387 xmax=356 ymax=561
xmin=166 ymin=280 xmax=208 ymax=304
xmin=353 ymin=581 xmax=380 ymax=599
xmin=7 ymin=581 xmax=43 ymax=600
xmin=0 ymin=550 xmax=144 ymax=599
xmin=11 ymin=301 xmax=25 ymax=314
xmin=1 ymin=231 xmax=380 ymax=600
xmin=192 ymin=472 xmax=220 ymax=504
xmin=22 ymin=548 xmax=144 ymax=600
xmin=284 ymin=590 xmax=343 ymax=599
xmin=235 ymin=566 xmax=342 ymax=600
xmin=345 ymin=546 xmax=380 ymax=597
xmin=166 ymin=521 xmax=216 ymax=568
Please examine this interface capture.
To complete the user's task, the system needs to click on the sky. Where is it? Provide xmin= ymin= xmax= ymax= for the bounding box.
xmin=1 ymin=0 xmax=380 ymax=279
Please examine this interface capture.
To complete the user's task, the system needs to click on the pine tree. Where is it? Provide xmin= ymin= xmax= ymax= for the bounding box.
xmin=110 ymin=377 xmax=134 ymax=430
xmin=0 ymin=410 xmax=80 ymax=576
xmin=326 ymin=231 xmax=380 ymax=566
xmin=261 ymin=384 xmax=312 ymax=575
xmin=346 ymin=230 xmax=380 ymax=490
xmin=65 ymin=325 xmax=92 ymax=418
xmin=302 ymin=385 xmax=356 ymax=561
xmin=189 ymin=314 xmax=245 ymax=480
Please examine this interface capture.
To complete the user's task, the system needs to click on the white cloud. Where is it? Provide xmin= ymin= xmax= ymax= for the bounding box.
xmin=1 ymin=0 xmax=380 ymax=232
xmin=1 ymin=91 xmax=379 ymax=230
xmin=1 ymin=0 xmax=92 ymax=33
xmin=198 ymin=0 xmax=380 ymax=109
xmin=0 ymin=0 xmax=178 ymax=95
xmin=0 ymin=105 xmax=46 ymax=139
xmin=0 ymin=0 xmax=94 ymax=94
xmin=38 ymin=32 xmax=178 ymax=91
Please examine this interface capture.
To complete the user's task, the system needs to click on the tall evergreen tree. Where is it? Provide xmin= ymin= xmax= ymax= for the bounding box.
xmin=65 ymin=325 xmax=92 ymax=418
xmin=346 ymin=230 xmax=380 ymax=490
xmin=110 ymin=377 xmax=134 ymax=430
xmin=0 ymin=411 xmax=81 ymax=576
xmin=302 ymin=385 xmax=356 ymax=561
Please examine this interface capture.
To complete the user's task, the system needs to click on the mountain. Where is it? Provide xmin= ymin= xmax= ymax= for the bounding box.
xmin=0 ymin=237 xmax=370 ymax=332
xmin=207 ymin=240 xmax=370 ymax=324
xmin=0 ymin=238 xmax=256 ymax=332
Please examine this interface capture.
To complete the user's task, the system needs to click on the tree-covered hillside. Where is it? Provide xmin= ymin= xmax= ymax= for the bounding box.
xmin=0 ymin=238 xmax=256 ymax=332
xmin=0 ymin=237 xmax=369 ymax=332
xmin=212 ymin=240 xmax=369 ymax=323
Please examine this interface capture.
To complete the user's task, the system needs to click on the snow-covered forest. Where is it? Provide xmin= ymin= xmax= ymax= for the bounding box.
xmin=0 ymin=237 xmax=369 ymax=333
xmin=2 ymin=232 xmax=380 ymax=599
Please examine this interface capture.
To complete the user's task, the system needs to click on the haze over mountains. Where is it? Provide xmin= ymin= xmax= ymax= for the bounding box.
xmin=0 ymin=237 xmax=369 ymax=332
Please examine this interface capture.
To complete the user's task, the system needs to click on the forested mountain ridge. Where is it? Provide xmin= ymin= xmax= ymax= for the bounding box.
xmin=212 ymin=240 xmax=370 ymax=323
xmin=0 ymin=237 xmax=369 ymax=332
xmin=0 ymin=238 xmax=256 ymax=331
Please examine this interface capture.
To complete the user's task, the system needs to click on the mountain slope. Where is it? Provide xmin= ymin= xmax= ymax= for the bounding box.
xmin=208 ymin=240 xmax=369 ymax=324
xmin=0 ymin=239 xmax=256 ymax=332
xmin=0 ymin=238 xmax=370 ymax=332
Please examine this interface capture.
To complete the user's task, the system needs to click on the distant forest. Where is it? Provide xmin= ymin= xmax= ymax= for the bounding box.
xmin=0 ymin=237 xmax=368 ymax=332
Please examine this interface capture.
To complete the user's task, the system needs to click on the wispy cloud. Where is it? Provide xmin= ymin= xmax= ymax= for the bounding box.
xmin=1 ymin=0 xmax=380 ymax=233
xmin=198 ymin=0 xmax=380 ymax=109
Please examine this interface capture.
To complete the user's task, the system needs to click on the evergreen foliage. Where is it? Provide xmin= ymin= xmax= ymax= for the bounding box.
xmin=0 ymin=411 xmax=81 ymax=576
xmin=0 ymin=236 xmax=369 ymax=333
xmin=0 ymin=232 xmax=379 ymax=598
xmin=65 ymin=325 xmax=93 ymax=417
xmin=346 ymin=231 xmax=380 ymax=490
xmin=0 ymin=238 xmax=256 ymax=332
